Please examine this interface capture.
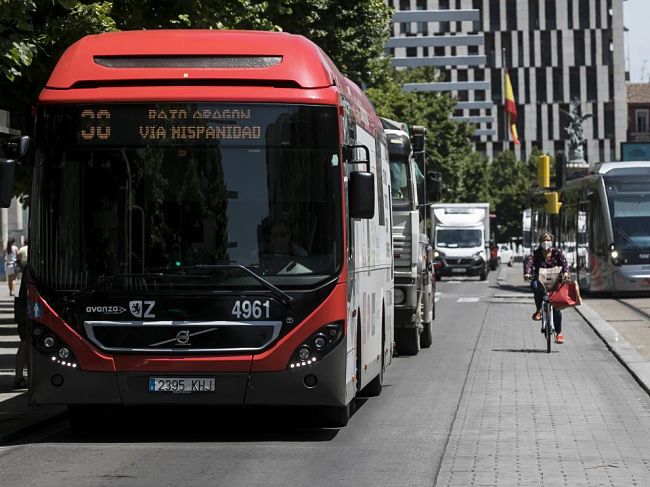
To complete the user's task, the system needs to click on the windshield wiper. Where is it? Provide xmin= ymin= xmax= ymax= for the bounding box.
xmin=615 ymin=227 xmax=644 ymax=252
xmin=146 ymin=264 xmax=294 ymax=307
xmin=62 ymin=273 xmax=164 ymax=305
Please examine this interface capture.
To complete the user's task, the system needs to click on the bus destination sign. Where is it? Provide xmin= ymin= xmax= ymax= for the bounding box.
xmin=78 ymin=104 xmax=265 ymax=146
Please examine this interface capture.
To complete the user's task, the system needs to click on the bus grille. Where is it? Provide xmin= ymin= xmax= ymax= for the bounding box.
xmin=83 ymin=320 xmax=282 ymax=353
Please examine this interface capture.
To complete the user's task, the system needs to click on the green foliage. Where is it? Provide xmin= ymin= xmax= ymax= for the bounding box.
xmin=366 ymin=66 xmax=475 ymax=202
xmin=268 ymin=0 xmax=391 ymax=87
xmin=111 ymin=0 xmax=277 ymax=31
xmin=458 ymin=152 xmax=490 ymax=203
xmin=489 ymin=150 xmax=532 ymax=241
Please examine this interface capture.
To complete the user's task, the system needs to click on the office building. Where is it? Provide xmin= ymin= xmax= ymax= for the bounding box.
xmin=387 ymin=0 xmax=627 ymax=163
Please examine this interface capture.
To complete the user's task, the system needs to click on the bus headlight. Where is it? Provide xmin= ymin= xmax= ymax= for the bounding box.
xmin=33 ymin=326 xmax=78 ymax=369
xmin=287 ymin=322 xmax=343 ymax=369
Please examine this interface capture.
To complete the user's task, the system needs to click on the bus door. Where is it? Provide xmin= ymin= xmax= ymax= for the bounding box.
xmin=577 ymin=201 xmax=590 ymax=290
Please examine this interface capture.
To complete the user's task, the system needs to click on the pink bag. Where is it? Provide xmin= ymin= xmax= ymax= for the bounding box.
xmin=548 ymin=280 xmax=582 ymax=310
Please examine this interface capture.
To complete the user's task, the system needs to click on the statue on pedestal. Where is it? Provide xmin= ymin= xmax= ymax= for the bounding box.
xmin=561 ymin=98 xmax=593 ymax=167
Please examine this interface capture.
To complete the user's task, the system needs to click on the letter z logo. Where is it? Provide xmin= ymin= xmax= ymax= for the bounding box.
xmin=129 ymin=300 xmax=156 ymax=318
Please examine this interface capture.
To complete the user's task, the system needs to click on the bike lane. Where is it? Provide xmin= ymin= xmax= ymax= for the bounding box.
xmin=435 ymin=265 xmax=650 ymax=486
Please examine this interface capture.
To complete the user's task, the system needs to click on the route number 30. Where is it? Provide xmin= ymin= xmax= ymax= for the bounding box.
xmin=231 ymin=300 xmax=270 ymax=319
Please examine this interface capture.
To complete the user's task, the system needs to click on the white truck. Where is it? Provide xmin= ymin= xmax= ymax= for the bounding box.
xmin=382 ymin=118 xmax=438 ymax=356
xmin=431 ymin=203 xmax=490 ymax=281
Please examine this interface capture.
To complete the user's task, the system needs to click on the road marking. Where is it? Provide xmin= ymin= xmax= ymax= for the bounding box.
xmin=457 ymin=297 xmax=480 ymax=303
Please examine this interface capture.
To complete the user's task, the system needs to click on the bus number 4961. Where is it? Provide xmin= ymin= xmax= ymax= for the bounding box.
xmin=231 ymin=300 xmax=270 ymax=319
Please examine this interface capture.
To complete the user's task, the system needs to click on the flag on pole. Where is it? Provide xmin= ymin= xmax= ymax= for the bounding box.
xmin=504 ymin=70 xmax=520 ymax=145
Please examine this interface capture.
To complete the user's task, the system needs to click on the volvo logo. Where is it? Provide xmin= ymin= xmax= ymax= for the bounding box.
xmin=175 ymin=330 xmax=190 ymax=345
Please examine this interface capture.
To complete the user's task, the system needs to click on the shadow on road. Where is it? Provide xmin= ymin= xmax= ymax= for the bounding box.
xmin=10 ymin=400 xmax=382 ymax=444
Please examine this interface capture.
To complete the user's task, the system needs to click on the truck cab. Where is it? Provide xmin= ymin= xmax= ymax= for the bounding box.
xmin=382 ymin=119 xmax=435 ymax=355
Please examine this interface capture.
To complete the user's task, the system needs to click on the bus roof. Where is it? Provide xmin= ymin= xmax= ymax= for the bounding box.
xmin=597 ymin=161 xmax=650 ymax=174
xmin=43 ymin=30 xmax=338 ymax=91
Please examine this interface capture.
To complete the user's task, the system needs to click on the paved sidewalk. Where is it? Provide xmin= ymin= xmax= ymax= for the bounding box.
xmin=0 ymin=278 xmax=65 ymax=443
xmin=497 ymin=263 xmax=650 ymax=395
xmin=436 ymin=264 xmax=650 ymax=486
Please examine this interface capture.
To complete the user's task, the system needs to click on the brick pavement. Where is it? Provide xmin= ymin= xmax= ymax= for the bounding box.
xmin=436 ymin=264 xmax=650 ymax=486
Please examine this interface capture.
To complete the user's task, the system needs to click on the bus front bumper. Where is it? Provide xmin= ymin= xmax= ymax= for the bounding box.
xmin=28 ymin=339 xmax=347 ymax=408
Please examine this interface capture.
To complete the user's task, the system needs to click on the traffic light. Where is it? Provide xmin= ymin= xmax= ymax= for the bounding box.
xmin=538 ymin=154 xmax=550 ymax=188
xmin=544 ymin=191 xmax=562 ymax=214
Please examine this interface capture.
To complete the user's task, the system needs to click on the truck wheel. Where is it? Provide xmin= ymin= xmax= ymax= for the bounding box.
xmin=420 ymin=321 xmax=433 ymax=348
xmin=396 ymin=327 xmax=420 ymax=356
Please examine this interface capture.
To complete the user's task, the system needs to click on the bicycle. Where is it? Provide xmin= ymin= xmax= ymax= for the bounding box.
xmin=540 ymin=290 xmax=555 ymax=354
xmin=525 ymin=270 xmax=566 ymax=353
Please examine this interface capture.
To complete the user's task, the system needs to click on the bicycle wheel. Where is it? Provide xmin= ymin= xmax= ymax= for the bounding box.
xmin=545 ymin=304 xmax=552 ymax=353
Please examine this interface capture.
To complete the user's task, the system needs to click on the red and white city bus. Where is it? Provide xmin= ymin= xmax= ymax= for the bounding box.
xmin=1 ymin=30 xmax=393 ymax=427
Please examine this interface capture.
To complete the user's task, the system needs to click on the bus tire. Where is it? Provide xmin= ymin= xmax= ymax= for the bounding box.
xmin=420 ymin=321 xmax=433 ymax=348
xmin=396 ymin=327 xmax=420 ymax=356
xmin=362 ymin=311 xmax=384 ymax=397
xmin=321 ymin=401 xmax=352 ymax=427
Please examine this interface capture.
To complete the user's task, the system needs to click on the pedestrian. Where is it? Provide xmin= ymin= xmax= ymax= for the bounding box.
xmin=523 ymin=232 xmax=570 ymax=344
xmin=17 ymin=238 xmax=28 ymax=271
xmin=13 ymin=266 xmax=28 ymax=389
xmin=4 ymin=237 xmax=19 ymax=296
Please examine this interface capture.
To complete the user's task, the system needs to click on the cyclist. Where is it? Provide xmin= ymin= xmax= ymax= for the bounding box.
xmin=523 ymin=232 xmax=569 ymax=344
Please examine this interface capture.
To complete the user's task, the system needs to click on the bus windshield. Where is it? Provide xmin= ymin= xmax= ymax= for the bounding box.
xmin=606 ymin=180 xmax=650 ymax=250
xmin=31 ymin=103 xmax=342 ymax=291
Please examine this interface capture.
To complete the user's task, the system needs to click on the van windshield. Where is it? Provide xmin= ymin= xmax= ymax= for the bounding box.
xmin=436 ymin=229 xmax=483 ymax=248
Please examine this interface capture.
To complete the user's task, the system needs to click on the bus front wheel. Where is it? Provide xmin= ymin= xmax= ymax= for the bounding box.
xmin=321 ymin=401 xmax=353 ymax=427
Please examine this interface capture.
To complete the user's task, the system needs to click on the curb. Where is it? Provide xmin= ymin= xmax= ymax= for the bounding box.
xmin=574 ymin=303 xmax=650 ymax=396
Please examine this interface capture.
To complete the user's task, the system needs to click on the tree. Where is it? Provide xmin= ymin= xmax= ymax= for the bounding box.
xmin=366 ymin=66 xmax=476 ymax=201
xmin=488 ymin=150 xmax=531 ymax=241
xmin=457 ymin=151 xmax=490 ymax=203
xmin=0 ymin=1 xmax=115 ymax=129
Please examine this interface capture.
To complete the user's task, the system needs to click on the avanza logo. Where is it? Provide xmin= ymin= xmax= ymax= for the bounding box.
xmin=86 ymin=305 xmax=126 ymax=315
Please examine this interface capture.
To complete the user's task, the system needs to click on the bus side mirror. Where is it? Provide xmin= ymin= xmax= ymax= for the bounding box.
xmin=0 ymin=135 xmax=30 ymax=208
xmin=6 ymin=135 xmax=31 ymax=161
xmin=0 ymin=159 xmax=16 ymax=207
xmin=349 ymin=171 xmax=375 ymax=219
xmin=425 ymin=171 xmax=442 ymax=203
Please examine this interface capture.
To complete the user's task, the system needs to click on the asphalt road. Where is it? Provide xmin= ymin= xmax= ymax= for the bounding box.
xmin=0 ymin=269 xmax=649 ymax=486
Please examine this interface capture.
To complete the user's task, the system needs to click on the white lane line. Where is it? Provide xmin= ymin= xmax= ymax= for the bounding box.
xmin=457 ymin=297 xmax=480 ymax=303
